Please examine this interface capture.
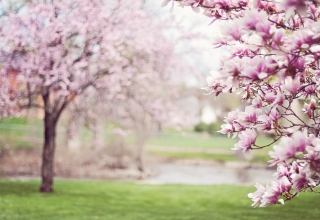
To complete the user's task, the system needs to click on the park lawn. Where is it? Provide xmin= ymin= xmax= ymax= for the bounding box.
xmin=0 ymin=117 xmax=274 ymax=151
xmin=0 ymin=179 xmax=319 ymax=220
xmin=0 ymin=116 xmax=278 ymax=165
xmin=147 ymin=133 xmax=237 ymax=149
xmin=0 ymin=117 xmax=44 ymax=149
xmin=147 ymin=132 xmax=273 ymax=149
xmin=147 ymin=131 xmax=274 ymax=164
xmin=147 ymin=150 xmax=271 ymax=164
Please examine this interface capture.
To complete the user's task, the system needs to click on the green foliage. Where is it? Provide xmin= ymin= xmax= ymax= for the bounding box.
xmin=194 ymin=122 xmax=208 ymax=133
xmin=193 ymin=122 xmax=223 ymax=136
xmin=207 ymin=122 xmax=223 ymax=136
xmin=0 ymin=180 xmax=319 ymax=220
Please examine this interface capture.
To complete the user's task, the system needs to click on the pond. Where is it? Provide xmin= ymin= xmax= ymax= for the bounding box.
xmin=140 ymin=162 xmax=275 ymax=185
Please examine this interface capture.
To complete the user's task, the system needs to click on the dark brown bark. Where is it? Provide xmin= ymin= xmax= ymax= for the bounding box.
xmin=40 ymin=109 xmax=57 ymax=193
xmin=38 ymin=89 xmax=70 ymax=193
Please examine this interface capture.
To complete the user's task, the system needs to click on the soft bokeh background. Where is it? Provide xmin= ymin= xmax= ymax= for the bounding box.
xmin=0 ymin=0 xmax=270 ymax=181
xmin=1 ymin=0 xmax=316 ymax=219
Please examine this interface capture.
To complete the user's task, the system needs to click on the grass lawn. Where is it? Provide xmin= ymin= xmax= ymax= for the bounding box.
xmin=147 ymin=133 xmax=237 ymax=149
xmin=0 ymin=179 xmax=319 ymax=220
xmin=147 ymin=130 xmax=274 ymax=163
xmin=148 ymin=150 xmax=271 ymax=164
xmin=147 ymin=132 xmax=273 ymax=150
xmin=0 ymin=117 xmax=273 ymax=151
xmin=0 ymin=117 xmax=41 ymax=149
xmin=0 ymin=117 xmax=277 ymax=164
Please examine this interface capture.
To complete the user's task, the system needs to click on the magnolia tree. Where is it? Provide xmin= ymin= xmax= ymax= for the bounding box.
xmin=165 ymin=0 xmax=320 ymax=207
xmin=73 ymin=66 xmax=187 ymax=173
xmin=0 ymin=71 xmax=19 ymax=118
xmin=69 ymin=73 xmax=182 ymax=172
xmin=0 ymin=0 xmax=28 ymax=17
xmin=65 ymin=15 xmax=197 ymax=172
xmin=0 ymin=0 xmax=179 ymax=192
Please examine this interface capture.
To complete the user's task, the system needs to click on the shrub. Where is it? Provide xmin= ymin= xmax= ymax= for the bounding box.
xmin=194 ymin=122 xmax=208 ymax=133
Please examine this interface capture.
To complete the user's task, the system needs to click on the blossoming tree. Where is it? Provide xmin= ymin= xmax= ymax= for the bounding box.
xmin=165 ymin=0 xmax=320 ymax=207
xmin=0 ymin=0 xmax=181 ymax=192
xmin=64 ymin=9 xmax=200 ymax=172
xmin=66 ymin=35 xmax=190 ymax=172
xmin=0 ymin=70 xmax=19 ymax=118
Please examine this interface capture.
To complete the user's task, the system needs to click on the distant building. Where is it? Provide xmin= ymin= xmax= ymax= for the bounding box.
xmin=200 ymin=104 xmax=216 ymax=124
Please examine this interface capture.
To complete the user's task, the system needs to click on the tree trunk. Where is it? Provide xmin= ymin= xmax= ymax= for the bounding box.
xmin=66 ymin=113 xmax=83 ymax=150
xmin=136 ymin=134 xmax=146 ymax=172
xmin=40 ymin=110 xmax=57 ymax=193
xmin=136 ymin=149 xmax=145 ymax=172
xmin=93 ymin=119 xmax=105 ymax=149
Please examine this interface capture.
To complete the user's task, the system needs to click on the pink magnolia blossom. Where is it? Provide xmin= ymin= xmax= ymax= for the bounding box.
xmin=250 ymin=177 xmax=291 ymax=207
xmin=159 ymin=0 xmax=320 ymax=206
xmin=259 ymin=181 xmax=284 ymax=207
xmin=252 ymin=97 xmax=262 ymax=108
xmin=274 ymin=163 xmax=290 ymax=179
xmin=269 ymin=108 xmax=279 ymax=122
xmin=291 ymin=169 xmax=310 ymax=193
xmin=302 ymin=98 xmax=317 ymax=118
xmin=241 ymin=57 xmax=278 ymax=80
xmin=220 ymin=21 xmax=242 ymax=41
xmin=303 ymin=83 xmax=317 ymax=97
xmin=270 ymin=131 xmax=309 ymax=162
xmin=270 ymin=137 xmax=297 ymax=162
xmin=237 ymin=106 xmax=260 ymax=127
xmin=256 ymin=115 xmax=272 ymax=131
xmin=281 ymin=76 xmax=301 ymax=95
xmin=241 ymin=9 xmax=268 ymax=31
xmin=248 ymin=183 xmax=266 ymax=207
xmin=232 ymin=129 xmax=256 ymax=152
xmin=264 ymin=91 xmax=277 ymax=104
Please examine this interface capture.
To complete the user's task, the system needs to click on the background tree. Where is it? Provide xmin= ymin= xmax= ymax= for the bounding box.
xmin=64 ymin=11 xmax=200 ymax=172
xmin=166 ymin=0 xmax=320 ymax=207
xmin=0 ymin=0 xmax=179 ymax=192
xmin=0 ymin=70 xmax=19 ymax=118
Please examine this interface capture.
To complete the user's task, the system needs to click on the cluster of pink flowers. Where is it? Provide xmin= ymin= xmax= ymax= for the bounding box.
xmin=0 ymin=0 xmax=191 ymax=120
xmin=167 ymin=0 xmax=320 ymax=206
xmin=250 ymin=130 xmax=320 ymax=207
xmin=0 ymin=70 xmax=19 ymax=118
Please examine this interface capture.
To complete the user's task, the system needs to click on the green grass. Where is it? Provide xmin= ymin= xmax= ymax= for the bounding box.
xmin=0 ymin=117 xmax=273 ymax=150
xmin=0 ymin=117 xmax=275 ymax=165
xmin=147 ymin=132 xmax=273 ymax=149
xmin=147 ymin=131 xmax=273 ymax=164
xmin=147 ymin=134 xmax=232 ymax=148
xmin=148 ymin=150 xmax=237 ymax=162
xmin=0 ymin=117 xmax=132 ymax=149
xmin=0 ymin=117 xmax=43 ymax=149
xmin=148 ymin=151 xmax=271 ymax=164
xmin=0 ymin=179 xmax=319 ymax=220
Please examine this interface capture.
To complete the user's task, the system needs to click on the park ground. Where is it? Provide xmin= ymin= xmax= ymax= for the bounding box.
xmin=0 ymin=118 xmax=319 ymax=219
xmin=0 ymin=179 xmax=319 ymax=220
